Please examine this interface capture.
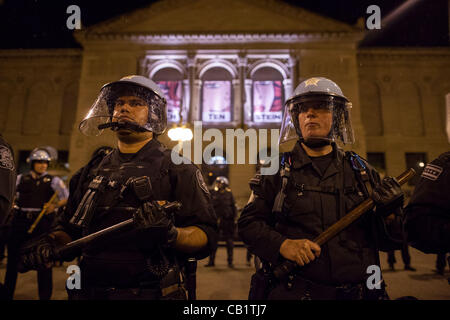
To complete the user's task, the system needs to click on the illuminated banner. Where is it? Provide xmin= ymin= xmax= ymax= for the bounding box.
xmin=157 ymin=81 xmax=182 ymax=123
xmin=202 ymin=81 xmax=231 ymax=122
xmin=253 ymin=80 xmax=283 ymax=123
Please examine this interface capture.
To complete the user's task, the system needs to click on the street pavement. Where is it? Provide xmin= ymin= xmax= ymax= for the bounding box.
xmin=0 ymin=245 xmax=448 ymax=300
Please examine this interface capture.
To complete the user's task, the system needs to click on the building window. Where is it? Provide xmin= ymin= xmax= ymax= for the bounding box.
xmin=367 ymin=152 xmax=386 ymax=177
xmin=201 ymin=67 xmax=233 ymax=123
xmin=153 ymin=68 xmax=183 ymax=123
xmin=252 ymin=67 xmax=284 ymax=124
xmin=405 ymin=152 xmax=427 ymax=185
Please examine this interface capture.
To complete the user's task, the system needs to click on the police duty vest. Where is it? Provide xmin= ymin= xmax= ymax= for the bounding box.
xmin=16 ymin=173 xmax=54 ymax=209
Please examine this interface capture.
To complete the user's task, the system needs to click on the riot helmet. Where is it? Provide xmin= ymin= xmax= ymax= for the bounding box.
xmin=213 ymin=176 xmax=229 ymax=192
xmin=79 ymin=75 xmax=167 ymax=136
xmin=279 ymin=77 xmax=354 ymax=151
xmin=27 ymin=148 xmax=52 ymax=163
xmin=27 ymin=147 xmax=54 ymax=173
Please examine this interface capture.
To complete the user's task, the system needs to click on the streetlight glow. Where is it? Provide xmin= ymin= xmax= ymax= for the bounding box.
xmin=168 ymin=126 xmax=193 ymax=141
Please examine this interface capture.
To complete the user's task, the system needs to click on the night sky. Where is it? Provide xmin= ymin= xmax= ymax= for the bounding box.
xmin=0 ymin=0 xmax=448 ymax=49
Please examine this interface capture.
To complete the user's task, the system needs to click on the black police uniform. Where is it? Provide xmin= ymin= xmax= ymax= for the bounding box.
xmin=404 ymin=151 xmax=450 ymax=255
xmin=208 ymin=188 xmax=237 ymax=267
xmin=57 ymin=139 xmax=217 ymax=300
xmin=4 ymin=172 xmax=57 ymax=300
xmin=0 ymin=135 xmax=15 ymax=224
xmin=0 ymin=135 xmax=16 ymax=298
xmin=239 ymin=142 xmax=402 ymax=300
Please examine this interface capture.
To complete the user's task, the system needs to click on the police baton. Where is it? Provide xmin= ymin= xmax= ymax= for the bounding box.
xmin=273 ymin=168 xmax=416 ymax=279
xmin=55 ymin=201 xmax=182 ymax=259
xmin=27 ymin=192 xmax=58 ymax=234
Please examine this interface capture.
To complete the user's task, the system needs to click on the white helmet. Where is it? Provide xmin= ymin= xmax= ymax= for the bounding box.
xmin=279 ymin=77 xmax=354 ymax=151
xmin=79 ymin=75 xmax=167 ymax=136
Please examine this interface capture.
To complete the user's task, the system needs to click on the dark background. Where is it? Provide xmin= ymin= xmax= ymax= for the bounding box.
xmin=0 ymin=0 xmax=448 ymax=49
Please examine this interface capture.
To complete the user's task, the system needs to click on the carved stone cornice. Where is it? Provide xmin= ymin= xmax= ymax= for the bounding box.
xmin=358 ymin=48 xmax=450 ymax=62
xmin=82 ymin=32 xmax=362 ymax=44
xmin=0 ymin=49 xmax=82 ymax=60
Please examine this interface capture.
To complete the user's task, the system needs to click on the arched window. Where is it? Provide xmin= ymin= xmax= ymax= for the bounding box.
xmin=252 ymin=67 xmax=284 ymax=124
xmin=152 ymin=68 xmax=183 ymax=123
xmin=201 ymin=67 xmax=233 ymax=123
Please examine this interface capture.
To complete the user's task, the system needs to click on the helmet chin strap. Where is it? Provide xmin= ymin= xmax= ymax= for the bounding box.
xmin=98 ymin=121 xmax=148 ymax=133
xmin=301 ymin=137 xmax=332 ymax=148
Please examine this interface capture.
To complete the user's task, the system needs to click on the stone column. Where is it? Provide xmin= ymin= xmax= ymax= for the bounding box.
xmin=238 ymin=54 xmax=247 ymax=127
xmin=244 ymin=79 xmax=253 ymax=124
xmin=232 ymin=79 xmax=241 ymax=125
xmin=182 ymin=79 xmax=190 ymax=124
xmin=192 ymin=79 xmax=202 ymax=122
xmin=187 ymin=54 xmax=196 ymax=122
xmin=283 ymin=79 xmax=293 ymax=102
xmin=288 ymin=52 xmax=299 ymax=89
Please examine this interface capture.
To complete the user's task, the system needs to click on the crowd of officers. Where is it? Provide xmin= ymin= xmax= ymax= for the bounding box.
xmin=0 ymin=75 xmax=448 ymax=300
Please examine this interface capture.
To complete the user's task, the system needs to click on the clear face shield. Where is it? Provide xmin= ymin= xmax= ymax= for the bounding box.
xmin=278 ymin=95 xmax=354 ymax=151
xmin=79 ymin=83 xmax=167 ymax=136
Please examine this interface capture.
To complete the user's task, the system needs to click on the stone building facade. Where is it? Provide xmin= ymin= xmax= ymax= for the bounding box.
xmin=0 ymin=0 xmax=449 ymax=206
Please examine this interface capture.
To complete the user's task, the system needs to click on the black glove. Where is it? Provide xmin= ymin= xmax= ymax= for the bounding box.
xmin=18 ymin=235 xmax=58 ymax=273
xmin=133 ymin=202 xmax=178 ymax=251
xmin=372 ymin=177 xmax=404 ymax=217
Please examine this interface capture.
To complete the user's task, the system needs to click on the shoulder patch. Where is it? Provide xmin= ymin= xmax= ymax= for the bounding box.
xmin=421 ymin=163 xmax=443 ymax=181
xmin=0 ymin=145 xmax=14 ymax=170
xmin=195 ymin=170 xmax=210 ymax=194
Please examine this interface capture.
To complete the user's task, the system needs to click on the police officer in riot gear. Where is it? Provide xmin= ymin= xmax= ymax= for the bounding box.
xmin=4 ymin=147 xmax=68 ymax=300
xmin=206 ymin=176 xmax=237 ymax=268
xmin=239 ymin=77 xmax=405 ymax=300
xmin=19 ymin=75 xmax=217 ymax=300
xmin=0 ymin=134 xmax=15 ymax=225
xmin=0 ymin=134 xmax=16 ymax=298
xmin=404 ymin=151 xmax=450 ymax=277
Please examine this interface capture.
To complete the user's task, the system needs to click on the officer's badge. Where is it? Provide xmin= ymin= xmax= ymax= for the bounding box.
xmin=0 ymin=145 xmax=14 ymax=170
xmin=421 ymin=164 xmax=443 ymax=181
xmin=195 ymin=170 xmax=209 ymax=194
xmin=304 ymin=78 xmax=321 ymax=87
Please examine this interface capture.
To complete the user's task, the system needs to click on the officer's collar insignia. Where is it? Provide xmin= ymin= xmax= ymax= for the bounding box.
xmin=421 ymin=164 xmax=443 ymax=181
xmin=304 ymin=78 xmax=321 ymax=87
xmin=0 ymin=145 xmax=14 ymax=170
xmin=196 ymin=170 xmax=210 ymax=194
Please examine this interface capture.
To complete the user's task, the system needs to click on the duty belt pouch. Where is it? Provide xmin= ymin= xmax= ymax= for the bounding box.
xmin=248 ymin=263 xmax=273 ymax=300
xmin=159 ymin=266 xmax=187 ymax=300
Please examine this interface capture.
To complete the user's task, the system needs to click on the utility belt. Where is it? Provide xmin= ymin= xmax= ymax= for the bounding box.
xmin=69 ymin=267 xmax=187 ymax=300
xmin=283 ymin=272 xmax=387 ymax=300
xmin=14 ymin=208 xmax=41 ymax=221
xmin=79 ymin=255 xmax=188 ymax=300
